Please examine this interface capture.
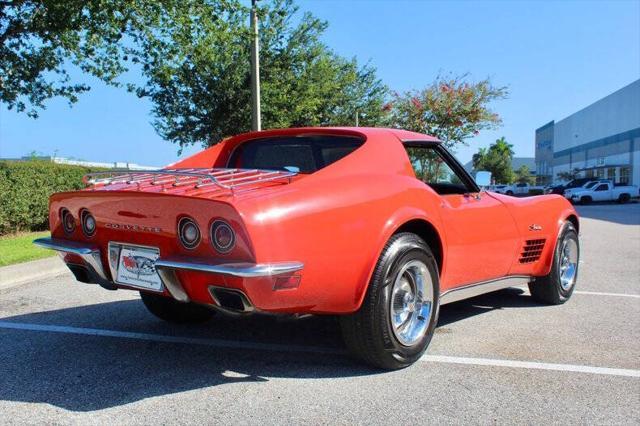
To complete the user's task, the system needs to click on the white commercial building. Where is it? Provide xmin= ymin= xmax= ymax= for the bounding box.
xmin=535 ymin=79 xmax=640 ymax=186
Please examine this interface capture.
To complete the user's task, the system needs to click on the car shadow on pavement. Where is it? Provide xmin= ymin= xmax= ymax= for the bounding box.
xmin=0 ymin=300 xmax=370 ymax=412
xmin=438 ymin=287 xmax=540 ymax=327
xmin=0 ymin=287 xmax=538 ymax=412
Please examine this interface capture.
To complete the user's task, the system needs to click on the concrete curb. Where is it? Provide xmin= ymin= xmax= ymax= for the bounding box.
xmin=0 ymin=256 xmax=69 ymax=291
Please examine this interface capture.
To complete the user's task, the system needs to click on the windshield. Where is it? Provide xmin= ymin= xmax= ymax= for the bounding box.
xmin=227 ymin=135 xmax=363 ymax=173
xmin=585 ymin=181 xmax=598 ymax=189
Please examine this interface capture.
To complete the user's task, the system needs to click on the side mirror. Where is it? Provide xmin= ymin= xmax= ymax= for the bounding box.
xmin=475 ymin=171 xmax=491 ymax=188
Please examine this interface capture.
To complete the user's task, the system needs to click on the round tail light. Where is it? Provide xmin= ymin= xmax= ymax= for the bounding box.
xmin=178 ymin=217 xmax=201 ymax=249
xmin=61 ymin=208 xmax=75 ymax=234
xmin=210 ymin=220 xmax=235 ymax=253
xmin=81 ymin=209 xmax=96 ymax=237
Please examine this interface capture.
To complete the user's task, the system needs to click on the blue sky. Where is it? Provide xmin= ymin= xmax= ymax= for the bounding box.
xmin=1 ymin=0 xmax=639 ymax=167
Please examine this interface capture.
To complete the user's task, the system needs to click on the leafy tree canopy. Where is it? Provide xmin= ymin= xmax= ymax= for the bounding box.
xmin=1 ymin=0 xmax=387 ymax=148
xmin=556 ymin=168 xmax=581 ymax=182
xmin=514 ymin=164 xmax=535 ymax=185
xmin=472 ymin=136 xmax=515 ymax=184
xmin=386 ymin=74 xmax=508 ymax=151
xmin=3 ymin=1 xmax=508 ymax=155
xmin=128 ymin=0 xmax=387 ymax=149
xmin=0 ymin=0 xmax=176 ymax=117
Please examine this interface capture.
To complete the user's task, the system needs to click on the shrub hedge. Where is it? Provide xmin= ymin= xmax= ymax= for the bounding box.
xmin=0 ymin=160 xmax=106 ymax=235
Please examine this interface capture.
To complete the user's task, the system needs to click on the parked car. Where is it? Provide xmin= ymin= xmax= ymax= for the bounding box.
xmin=492 ymin=183 xmax=544 ymax=196
xmin=567 ymin=181 xmax=639 ymax=204
xmin=546 ymin=177 xmax=599 ymax=195
xmin=514 ymin=183 xmax=530 ymax=195
xmin=488 ymin=184 xmax=510 ymax=194
xmin=34 ymin=127 xmax=580 ymax=369
xmin=562 ymin=180 xmax=608 ymax=200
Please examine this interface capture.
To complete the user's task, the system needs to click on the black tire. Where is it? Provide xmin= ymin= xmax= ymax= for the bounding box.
xmin=340 ymin=233 xmax=440 ymax=370
xmin=506 ymin=190 xmax=514 ymax=196
xmin=140 ymin=291 xmax=215 ymax=323
xmin=528 ymin=222 xmax=579 ymax=305
xmin=580 ymin=196 xmax=592 ymax=205
xmin=618 ymin=193 xmax=630 ymax=204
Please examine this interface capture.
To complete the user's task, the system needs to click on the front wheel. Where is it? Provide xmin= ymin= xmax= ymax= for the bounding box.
xmin=340 ymin=233 xmax=440 ymax=369
xmin=528 ymin=222 xmax=579 ymax=304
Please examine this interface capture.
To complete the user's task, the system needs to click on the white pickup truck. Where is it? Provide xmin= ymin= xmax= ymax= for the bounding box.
xmin=562 ymin=180 xmax=607 ymax=198
xmin=492 ymin=183 xmax=545 ymax=196
xmin=567 ymin=181 xmax=639 ymax=204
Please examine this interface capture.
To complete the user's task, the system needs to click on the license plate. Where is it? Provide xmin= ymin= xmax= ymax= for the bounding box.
xmin=115 ymin=245 xmax=163 ymax=291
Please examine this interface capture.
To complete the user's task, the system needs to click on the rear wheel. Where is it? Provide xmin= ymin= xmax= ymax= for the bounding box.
xmin=528 ymin=222 xmax=579 ymax=305
xmin=140 ymin=291 xmax=215 ymax=323
xmin=340 ymin=233 xmax=439 ymax=370
xmin=506 ymin=190 xmax=514 ymax=196
xmin=618 ymin=193 xmax=630 ymax=204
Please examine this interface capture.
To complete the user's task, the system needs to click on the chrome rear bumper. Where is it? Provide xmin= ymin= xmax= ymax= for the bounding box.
xmin=33 ymin=237 xmax=303 ymax=303
xmin=33 ymin=237 xmax=109 ymax=282
xmin=153 ymin=259 xmax=303 ymax=278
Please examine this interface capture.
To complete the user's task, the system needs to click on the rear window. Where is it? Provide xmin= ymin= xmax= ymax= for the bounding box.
xmin=227 ymin=135 xmax=364 ymax=173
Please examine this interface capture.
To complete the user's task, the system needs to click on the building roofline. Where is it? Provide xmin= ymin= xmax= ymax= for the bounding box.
xmin=535 ymin=120 xmax=555 ymax=132
xmin=555 ymin=78 xmax=640 ymax=125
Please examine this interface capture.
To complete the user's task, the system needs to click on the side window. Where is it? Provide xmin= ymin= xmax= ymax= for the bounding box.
xmin=595 ymin=184 xmax=608 ymax=192
xmin=405 ymin=146 xmax=472 ymax=195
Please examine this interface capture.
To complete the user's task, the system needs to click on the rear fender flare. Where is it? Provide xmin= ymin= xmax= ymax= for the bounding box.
xmin=352 ymin=207 xmax=446 ymax=311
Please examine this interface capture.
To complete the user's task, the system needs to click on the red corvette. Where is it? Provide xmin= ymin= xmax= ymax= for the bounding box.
xmin=35 ymin=127 xmax=580 ymax=369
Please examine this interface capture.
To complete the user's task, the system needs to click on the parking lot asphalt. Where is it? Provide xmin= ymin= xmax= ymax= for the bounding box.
xmin=0 ymin=203 xmax=638 ymax=424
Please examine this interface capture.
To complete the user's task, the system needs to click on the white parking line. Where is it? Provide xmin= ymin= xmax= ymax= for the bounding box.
xmin=0 ymin=320 xmax=638 ymax=378
xmin=574 ymin=290 xmax=640 ymax=299
xmin=420 ymin=355 xmax=640 ymax=378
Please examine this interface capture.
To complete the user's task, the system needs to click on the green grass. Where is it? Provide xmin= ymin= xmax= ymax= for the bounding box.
xmin=0 ymin=231 xmax=54 ymax=267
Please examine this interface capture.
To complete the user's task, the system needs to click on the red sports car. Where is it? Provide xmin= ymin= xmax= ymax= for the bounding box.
xmin=35 ymin=127 xmax=580 ymax=369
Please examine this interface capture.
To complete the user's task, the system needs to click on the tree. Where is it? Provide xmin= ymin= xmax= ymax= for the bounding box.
xmin=556 ymin=168 xmax=580 ymax=182
xmin=472 ymin=137 xmax=514 ymax=184
xmin=0 ymin=0 xmax=177 ymax=117
xmin=386 ymin=74 xmax=508 ymax=151
xmin=514 ymin=165 xmax=535 ymax=185
xmin=2 ymin=0 xmax=387 ymax=144
xmin=130 ymin=0 xmax=388 ymax=149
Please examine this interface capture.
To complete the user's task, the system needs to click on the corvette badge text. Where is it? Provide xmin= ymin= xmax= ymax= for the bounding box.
xmin=105 ymin=223 xmax=162 ymax=233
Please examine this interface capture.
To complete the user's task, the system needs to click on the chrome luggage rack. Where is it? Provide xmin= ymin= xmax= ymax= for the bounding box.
xmin=83 ymin=168 xmax=298 ymax=194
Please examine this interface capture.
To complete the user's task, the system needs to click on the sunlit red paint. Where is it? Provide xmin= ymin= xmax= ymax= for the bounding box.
xmin=48 ymin=127 xmax=578 ymax=314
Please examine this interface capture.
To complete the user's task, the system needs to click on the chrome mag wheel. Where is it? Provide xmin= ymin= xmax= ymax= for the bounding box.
xmin=559 ymin=238 xmax=579 ymax=291
xmin=390 ymin=260 xmax=434 ymax=346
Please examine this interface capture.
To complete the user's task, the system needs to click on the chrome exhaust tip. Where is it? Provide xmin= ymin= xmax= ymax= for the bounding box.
xmin=208 ymin=286 xmax=254 ymax=315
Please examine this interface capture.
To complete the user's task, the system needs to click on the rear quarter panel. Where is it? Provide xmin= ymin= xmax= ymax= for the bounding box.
xmin=230 ymin=129 xmax=448 ymax=314
xmin=235 ymin=173 xmax=446 ymax=313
